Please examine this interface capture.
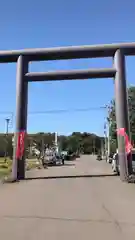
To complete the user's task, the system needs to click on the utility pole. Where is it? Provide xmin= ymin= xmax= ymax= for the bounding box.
xmin=101 ymin=138 xmax=104 ymax=158
xmin=29 ymin=138 xmax=33 ymax=157
xmin=41 ymin=136 xmax=44 ymax=157
xmin=104 ymin=120 xmax=108 ymax=161
xmin=93 ymin=138 xmax=96 ymax=155
xmin=106 ymin=105 xmax=111 ymax=158
xmin=107 ymin=122 xmax=111 ymax=157
xmin=54 ymin=132 xmax=59 ymax=153
xmin=104 ymin=104 xmax=112 ymax=160
xmin=4 ymin=118 xmax=10 ymax=163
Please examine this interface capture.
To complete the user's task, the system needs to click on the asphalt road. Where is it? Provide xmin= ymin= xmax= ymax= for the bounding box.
xmin=0 ymin=155 xmax=135 ymax=239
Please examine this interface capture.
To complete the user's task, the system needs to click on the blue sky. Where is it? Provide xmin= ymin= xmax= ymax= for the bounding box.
xmin=0 ymin=0 xmax=135 ymax=136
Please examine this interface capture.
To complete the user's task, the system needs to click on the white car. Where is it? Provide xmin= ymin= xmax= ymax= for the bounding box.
xmin=112 ymin=150 xmax=135 ymax=175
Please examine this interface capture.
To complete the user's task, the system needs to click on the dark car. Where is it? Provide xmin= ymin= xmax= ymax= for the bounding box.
xmin=107 ymin=153 xmax=114 ymax=164
xmin=66 ymin=151 xmax=76 ymax=161
xmin=96 ymin=155 xmax=102 ymax=161
xmin=75 ymin=152 xmax=80 ymax=158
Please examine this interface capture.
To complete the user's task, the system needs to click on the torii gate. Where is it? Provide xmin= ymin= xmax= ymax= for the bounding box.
xmin=1 ymin=42 xmax=134 ymax=181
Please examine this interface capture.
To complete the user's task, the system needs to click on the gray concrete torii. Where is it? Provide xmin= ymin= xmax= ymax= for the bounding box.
xmin=1 ymin=42 xmax=134 ymax=181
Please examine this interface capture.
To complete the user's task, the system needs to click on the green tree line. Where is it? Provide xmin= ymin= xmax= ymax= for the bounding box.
xmin=0 ymin=132 xmax=104 ymax=158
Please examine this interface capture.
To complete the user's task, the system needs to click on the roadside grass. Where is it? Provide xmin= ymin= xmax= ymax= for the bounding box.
xmin=26 ymin=159 xmax=41 ymax=170
xmin=0 ymin=157 xmax=40 ymax=179
xmin=0 ymin=158 xmax=12 ymax=178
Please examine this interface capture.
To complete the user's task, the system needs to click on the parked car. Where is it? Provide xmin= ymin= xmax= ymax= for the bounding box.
xmin=66 ymin=151 xmax=76 ymax=161
xmin=75 ymin=151 xmax=80 ymax=158
xmin=112 ymin=149 xmax=135 ymax=175
xmin=107 ymin=153 xmax=114 ymax=164
xmin=55 ymin=152 xmax=65 ymax=165
xmin=43 ymin=150 xmax=57 ymax=166
xmin=96 ymin=155 xmax=102 ymax=161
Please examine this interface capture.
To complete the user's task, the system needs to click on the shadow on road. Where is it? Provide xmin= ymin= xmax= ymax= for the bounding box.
xmin=25 ymin=173 xmax=117 ymax=181
xmin=48 ymin=163 xmax=75 ymax=167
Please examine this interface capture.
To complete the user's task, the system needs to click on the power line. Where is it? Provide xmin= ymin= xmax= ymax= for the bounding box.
xmin=0 ymin=112 xmax=13 ymax=115
xmin=0 ymin=106 xmax=108 ymax=117
xmin=28 ymin=106 xmax=107 ymax=115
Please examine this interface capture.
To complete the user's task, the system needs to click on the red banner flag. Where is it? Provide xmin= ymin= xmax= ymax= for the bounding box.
xmin=16 ymin=131 xmax=26 ymax=159
xmin=117 ymin=128 xmax=133 ymax=154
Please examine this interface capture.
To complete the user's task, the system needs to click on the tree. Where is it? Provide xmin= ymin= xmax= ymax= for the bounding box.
xmin=59 ymin=135 xmax=68 ymax=151
xmin=108 ymin=86 xmax=135 ymax=150
xmin=128 ymin=86 xmax=135 ymax=142
xmin=66 ymin=134 xmax=80 ymax=153
xmin=0 ymin=131 xmax=104 ymax=158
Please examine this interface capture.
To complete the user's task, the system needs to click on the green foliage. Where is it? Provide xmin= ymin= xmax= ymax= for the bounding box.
xmin=108 ymin=86 xmax=135 ymax=150
xmin=128 ymin=86 xmax=135 ymax=141
xmin=61 ymin=132 xmax=102 ymax=155
xmin=0 ymin=131 xmax=103 ymax=158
